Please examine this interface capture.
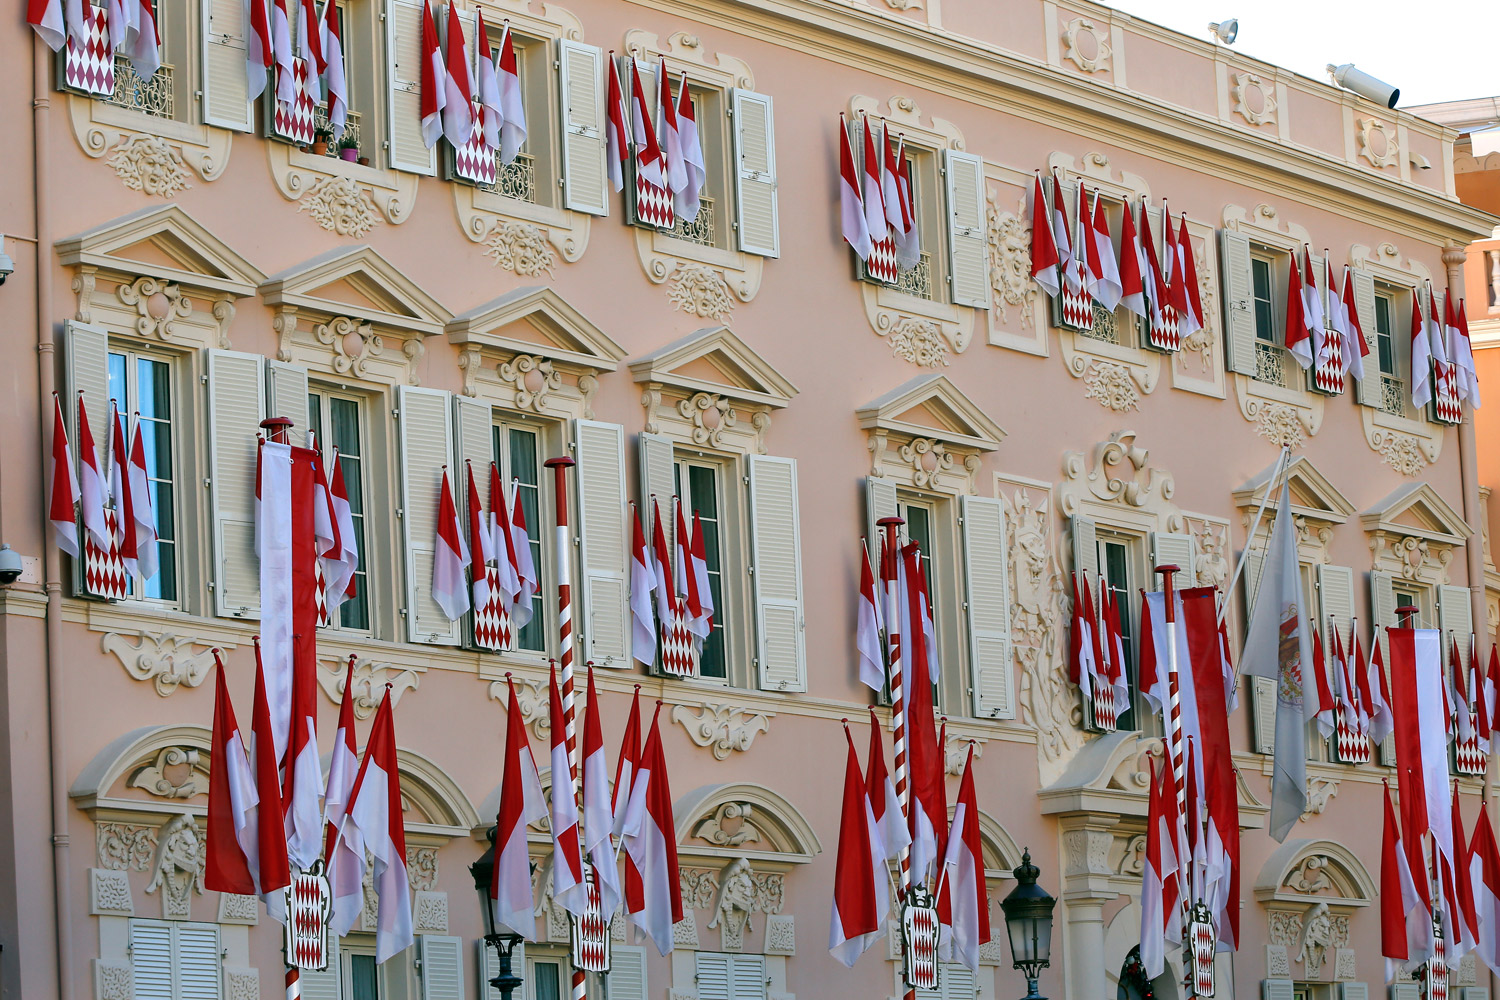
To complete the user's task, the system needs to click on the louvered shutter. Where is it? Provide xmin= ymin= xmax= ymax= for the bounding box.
xmin=129 ymin=920 xmax=174 ymax=997
xmin=387 ymin=0 xmax=437 ymax=175
xmin=385 ymin=949 xmax=418 ymax=1000
xmin=1263 ymin=981 xmax=1295 ymax=1000
xmin=943 ymin=149 xmax=989 ymax=309
xmin=559 ymin=40 xmax=608 ymax=216
xmin=1317 ymin=564 xmax=1356 ymax=643
xmin=639 ymin=432 xmax=677 ymax=555
xmin=397 ymin=385 xmax=460 ymax=644
xmin=866 ymin=477 xmax=899 ymax=562
xmin=1245 ymin=531 xmax=1276 ymax=753
xmin=1220 ymin=229 xmax=1258 ymax=376
xmin=1350 ymin=269 xmax=1382 ymax=407
xmin=1151 ymin=532 xmax=1196 ymax=584
xmin=1342 ymin=985 xmax=1370 ymax=1000
xmin=265 ymin=359 xmax=310 ymax=443
xmin=202 ymin=0 xmax=253 ymax=131
xmin=1391 ymin=985 xmax=1421 ymax=1000
xmin=1463 ymin=987 xmax=1491 ymax=1000
xmin=1071 ymin=514 xmax=1098 ymax=590
xmin=731 ymin=89 xmax=779 ymax=257
xmin=605 ymin=946 xmax=647 ymax=1000
xmin=176 ymin=923 xmax=222 ymax=1000
xmin=418 ymin=935 xmax=464 ymax=1000
xmin=207 ymin=349 xmax=267 ymax=618
xmin=695 ymin=953 xmax=732 ymax=1000
xmin=1371 ymin=569 xmax=1399 ymax=764
xmin=944 ymin=963 xmax=978 ymax=1000
xmin=300 ymin=935 xmax=341 ymax=1000
xmin=64 ymin=321 xmax=110 ymax=454
xmin=452 ymin=396 xmax=493 ymax=519
xmin=731 ymin=955 xmax=768 ymax=1000
xmin=961 ymin=496 xmax=1013 ymax=719
xmin=748 ymin=455 xmax=806 ymax=692
xmin=1440 ymin=585 xmax=1474 ymax=675
xmin=576 ymin=419 xmax=630 ymax=666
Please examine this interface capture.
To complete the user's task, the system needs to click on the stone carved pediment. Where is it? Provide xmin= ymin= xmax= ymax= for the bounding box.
xmin=674 ymin=783 xmax=820 ymax=868
xmin=1362 ymin=482 xmax=1470 ymax=547
xmin=631 ymin=327 xmax=798 ymax=411
xmin=860 ymin=375 xmax=1004 ymax=494
xmin=72 ymin=725 xmax=214 ymax=821
xmin=390 ymin=748 xmax=479 ymax=837
xmin=1254 ymin=838 xmax=1376 ymax=907
xmin=1233 ymin=456 xmax=1356 ymax=526
xmin=57 ymin=204 xmax=264 ymax=297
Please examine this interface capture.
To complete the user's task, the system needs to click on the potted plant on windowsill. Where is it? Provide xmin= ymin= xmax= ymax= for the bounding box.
xmin=338 ymin=135 xmax=360 ymax=163
xmin=311 ymin=126 xmax=333 ymax=156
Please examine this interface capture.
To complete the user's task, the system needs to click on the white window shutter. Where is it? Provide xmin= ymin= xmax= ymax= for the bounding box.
xmin=1150 ymin=531 xmax=1196 ymax=584
xmin=1391 ymin=985 xmax=1421 ymax=1000
xmin=865 ymin=477 xmax=899 ymax=560
xmin=384 ymin=949 xmax=418 ymax=1000
xmin=202 ymin=0 xmax=253 ymax=131
xmin=64 ymin=321 xmax=110 ymax=450
xmin=694 ymin=953 xmax=733 ymax=1000
xmin=417 ymin=935 xmax=464 ymax=1000
xmin=731 ymin=88 xmax=780 ymax=258
xmin=207 ymin=349 xmax=267 ymax=618
xmin=1316 ymin=564 xmax=1356 ymax=642
xmin=387 ymin=0 xmax=437 ymax=175
xmin=477 ymin=940 xmax=525 ymax=1000
xmin=748 ymin=455 xmax=806 ymax=692
xmin=605 ymin=946 xmax=647 ymax=1000
xmin=961 ymin=496 xmax=1013 ymax=720
xmin=300 ymin=935 xmax=341 ymax=1000
xmin=176 ymin=923 xmax=222 ymax=1000
xmin=575 ymin=419 xmax=630 ymax=667
xmin=1219 ymin=229 xmax=1258 ymax=376
xmin=1341 ymin=985 xmax=1370 ymax=1000
xmin=129 ymin=920 xmax=175 ymax=997
xmin=1440 ymin=585 xmax=1474 ymax=672
xmin=397 ymin=385 xmax=460 ymax=645
xmin=731 ymin=955 xmax=768 ymax=1000
xmin=559 ymin=39 xmax=608 ymax=216
xmin=1252 ymin=674 xmax=1277 ymax=754
xmin=1071 ymin=514 xmax=1099 ymax=590
xmin=639 ymin=432 xmax=678 ymax=555
xmin=943 ymin=149 xmax=989 ymax=309
xmin=265 ymin=359 xmax=310 ymax=443
xmin=1351 ymin=269 xmax=1382 ymax=407
xmin=1463 ymin=987 xmax=1491 ymax=1000
xmin=452 ymin=395 xmax=494 ymax=517
xmin=1263 ymin=980 xmax=1295 ymax=1000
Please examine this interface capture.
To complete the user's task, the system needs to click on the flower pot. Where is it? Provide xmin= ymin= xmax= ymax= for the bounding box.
xmin=340 ymin=148 xmax=358 ymax=162
xmin=357 ymin=156 xmax=370 ymax=166
xmin=311 ymin=140 xmax=329 ymax=155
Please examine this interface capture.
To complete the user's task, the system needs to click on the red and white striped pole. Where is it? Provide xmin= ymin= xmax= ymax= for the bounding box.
xmin=877 ymin=515 xmax=908 ymax=896
xmin=545 ymin=455 xmax=585 ymax=1000
xmin=1155 ymin=562 xmax=1194 ymax=984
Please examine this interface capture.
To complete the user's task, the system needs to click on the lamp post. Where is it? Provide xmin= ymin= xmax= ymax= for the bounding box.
xmin=470 ymin=827 xmax=525 ymax=1000
xmin=1000 ymin=849 xmax=1056 ymax=1000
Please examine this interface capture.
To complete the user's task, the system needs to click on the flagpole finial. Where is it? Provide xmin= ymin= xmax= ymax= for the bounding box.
xmin=633 ymin=684 xmax=641 ymax=691
xmin=252 ymin=634 xmax=261 ymax=648
xmin=348 ymin=653 xmax=357 ymax=667
xmin=211 ymin=647 xmax=224 ymax=668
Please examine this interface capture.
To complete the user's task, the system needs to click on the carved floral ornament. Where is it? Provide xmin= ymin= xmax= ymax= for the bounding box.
xmin=1060 ymin=17 xmax=1113 ymax=74
xmin=317 ymin=657 xmax=419 ymax=719
xmin=671 ymin=702 xmax=774 ymax=760
xmin=66 ymin=93 xmax=231 ymax=197
xmin=101 ymin=630 xmax=219 ymax=696
xmin=296 ymin=175 xmax=381 ymax=238
xmin=267 ymin=142 xmax=417 ymax=232
xmin=1230 ymin=73 xmax=1279 ymax=127
xmin=106 ymin=134 xmax=193 ymax=198
xmin=484 ymin=222 xmax=558 ymax=278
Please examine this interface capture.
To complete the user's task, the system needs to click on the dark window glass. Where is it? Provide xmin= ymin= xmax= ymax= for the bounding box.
xmin=1251 ymin=257 xmax=1276 ymax=344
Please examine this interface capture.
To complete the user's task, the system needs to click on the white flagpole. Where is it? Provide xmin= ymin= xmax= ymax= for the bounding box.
xmin=1219 ymin=445 xmax=1291 ymax=627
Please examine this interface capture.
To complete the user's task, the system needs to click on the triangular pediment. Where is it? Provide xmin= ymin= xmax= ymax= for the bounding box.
xmin=857 ymin=374 xmax=1005 ymax=452
xmin=629 ymin=327 xmax=798 ymax=409
xmin=55 ymin=205 xmax=264 ymax=297
xmin=445 ymin=286 xmax=626 ymax=373
xmin=260 ymin=246 xmax=450 ymax=334
xmin=1361 ymin=482 xmax=1469 ymax=545
xmin=1232 ymin=456 xmax=1355 ymax=524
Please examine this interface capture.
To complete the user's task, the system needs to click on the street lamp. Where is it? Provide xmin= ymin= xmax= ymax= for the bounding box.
xmin=1000 ymin=849 xmax=1056 ymax=1000
xmin=469 ymin=827 xmax=525 ymax=1000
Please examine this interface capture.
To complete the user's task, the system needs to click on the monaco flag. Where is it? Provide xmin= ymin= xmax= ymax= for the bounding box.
xmin=657 ymin=58 xmax=687 ymax=195
xmin=246 ymin=0 xmax=273 ymax=100
xmin=1471 ymin=801 xmax=1500 ymax=975
xmin=901 ymin=542 xmax=944 ymax=885
xmin=48 ymin=394 xmax=80 ymax=558
xmin=27 ymin=0 xmax=67 ymax=51
xmin=466 ymin=462 xmax=493 ymax=612
xmin=1383 ymin=779 xmax=1431 ymax=981
xmin=829 ymin=726 xmax=889 ymax=968
xmin=78 ymin=395 xmax=111 ymax=556
xmin=1455 ymin=298 xmax=1481 ymax=407
xmin=271 ymin=0 xmax=296 ymax=112
xmin=126 ymin=421 xmax=159 ymax=581
xmin=110 ymin=406 xmax=139 ymax=578
xmin=629 ymin=58 xmax=665 ymax=189
xmin=1090 ymin=191 xmax=1123 ymax=310
xmin=488 ymin=465 xmax=521 ymax=606
xmin=621 ymin=703 xmax=683 ymax=956
xmin=1412 ymin=285 xmax=1435 ymax=408
xmin=606 ymin=54 xmax=629 ymax=191
xmin=248 ymin=643 xmax=292 ymax=906
xmin=548 ymin=665 xmax=589 ymax=917
xmin=631 ymin=505 xmax=659 ymax=666
xmin=865 ymin=709 xmax=909 ymax=861
xmin=496 ymin=23 xmax=526 ymax=163
xmin=1029 ymin=172 xmax=1060 ymax=296
xmin=330 ymin=689 xmax=413 ymax=962
xmin=857 ymin=541 xmax=885 ymax=693
xmin=582 ymin=666 xmax=623 ymax=920
xmin=492 ymin=676 xmax=548 ymax=936
xmin=475 ymin=11 xmax=501 ymax=151
xmin=432 ymin=467 xmax=470 ymax=621
xmin=440 ymin=0 xmax=473 ymax=147
xmin=1342 ymin=266 xmax=1370 ymax=381
xmin=1390 ymin=626 xmax=1457 ymax=869
xmin=690 ymin=512 xmax=715 ymax=634
xmin=323 ymin=449 xmax=360 ymax=615
xmin=321 ymin=0 xmax=348 ymax=139
xmin=1140 ymin=753 xmax=1180 ymax=980
xmin=937 ymin=743 xmax=989 ymax=972
xmin=612 ymin=686 xmax=642 ymax=839
xmin=860 ymin=117 xmax=887 ymax=247
xmin=205 ymin=653 xmax=256 ymax=895
xmin=1284 ymin=250 xmax=1313 ymax=369
xmin=1118 ymin=194 xmax=1146 ymax=317
xmin=418 ymin=0 xmax=445 ymax=149
xmin=840 ymin=116 xmax=872 ymax=261
xmin=508 ymin=482 xmax=538 ymax=627
xmin=322 ymin=655 xmax=359 ymax=863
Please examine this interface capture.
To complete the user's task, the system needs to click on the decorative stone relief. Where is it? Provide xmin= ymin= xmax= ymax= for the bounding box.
xmin=1266 ymin=944 xmax=1292 ymax=978
xmin=1456 ymin=953 xmax=1479 ymax=986
xmin=1357 ymin=117 xmax=1401 ymax=170
xmin=98 ymin=822 xmax=157 ymax=870
xmin=943 ymin=733 xmax=983 ymax=776
xmin=707 ymin=858 xmax=756 ymax=951
xmin=94 ymin=960 xmax=133 ymax=1000
xmin=1253 ymin=401 xmax=1306 ymax=448
xmin=882 ymin=0 xmax=921 ymax=11
xmin=296 ymin=175 xmax=381 ymax=237
xmin=414 ymin=890 xmax=449 ymax=933
xmin=101 ymin=631 xmax=216 ymax=696
xmin=116 ymin=276 xmax=194 ymax=340
xmin=640 ymin=385 xmax=772 ymax=457
xmin=145 ymin=813 xmax=203 ymax=919
xmin=106 ymin=133 xmax=192 ymax=198
xmin=529 ymin=857 xmax=569 ymax=943
xmin=218 ymin=893 xmax=259 ymax=924
xmin=898 ymin=437 xmax=955 ymax=491
xmin=1301 ymin=776 xmax=1339 ymax=819
xmin=680 ymin=868 xmax=719 ymax=911
xmin=1231 ymin=73 xmax=1278 ymax=127
xmin=692 ymin=802 xmax=764 ymax=848
xmin=987 ymin=203 xmax=1036 ymax=323
xmin=979 ymin=934 xmax=1006 ymax=966
xmin=407 ymin=846 xmax=439 ymax=891
xmin=868 ymin=431 xmax=981 ymax=495
xmin=671 ymin=702 xmax=773 ymax=760
xmin=764 ymin=914 xmax=795 ymax=955
xmin=129 ymin=746 xmax=210 ymax=800
xmin=1060 ymin=430 xmax=1176 ymax=517
xmin=225 ymin=969 xmax=260 ymax=1000
xmin=1116 ymin=834 xmax=1146 ymax=877
xmin=1180 ymin=241 xmax=1219 ymax=373
xmin=1334 ymin=948 xmax=1356 ymax=981
xmin=1083 ymin=361 xmax=1140 ymax=412
xmin=1060 ymin=18 xmax=1112 ymax=73
xmin=1375 ymin=430 xmax=1429 ymax=477
xmin=1294 ymin=901 xmax=1346 ymax=979
xmin=316 ymin=656 xmax=419 ymax=719
xmin=1186 ymin=517 xmax=1230 ymax=591
xmin=90 ymin=868 xmax=134 ymax=915
xmin=886 ymin=316 xmax=949 ymax=369
xmin=674 ymin=392 xmax=738 ymax=449
xmin=1370 ymin=533 xmax=1453 ymax=584
xmin=360 ymin=849 xmax=379 ymax=931
xmin=668 ymin=264 xmax=736 ymax=321
xmin=494 ymin=354 xmax=563 ymax=413
xmin=311 ymin=316 xmax=386 ymax=380
xmin=1283 ymin=856 xmax=1334 ymax=895
xmin=483 ymin=221 xmax=558 ymax=277
xmin=673 ymin=913 xmax=700 ymax=948
xmin=489 ymin=675 xmax=550 ymax=743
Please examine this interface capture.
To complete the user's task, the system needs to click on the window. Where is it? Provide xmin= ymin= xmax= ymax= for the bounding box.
xmin=1392 ymin=584 xmax=1432 ymax=627
xmin=308 ymin=389 xmax=370 ymax=630
xmin=897 ymin=495 xmax=950 ymax=705
xmin=857 ymin=143 xmax=945 ymax=303
xmin=310 ymin=3 xmax=367 ymax=162
xmin=493 ymin=420 xmax=545 ymax=653
xmin=107 ymin=348 xmax=176 ymax=601
xmin=1249 ymin=248 xmax=1296 ymax=388
xmin=128 ymin=919 xmax=221 ymax=999
xmin=694 ymin=952 xmax=768 ymax=1000
xmin=103 ymin=2 xmax=180 ymax=120
xmin=1098 ymin=536 xmax=1149 ymax=734
xmin=1372 ymin=284 xmax=1415 ymax=418
xmin=626 ymin=63 xmax=734 ymax=251
xmin=525 ymin=953 xmax=606 ymax=1000
xmin=677 ymin=459 xmax=729 ymax=680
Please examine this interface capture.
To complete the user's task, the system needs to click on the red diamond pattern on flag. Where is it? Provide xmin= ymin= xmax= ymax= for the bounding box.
xmin=273 ymin=59 xmax=316 ymax=146
xmin=453 ymin=100 xmax=497 ymax=186
xmin=867 ymin=238 xmax=899 ymax=285
xmin=1315 ymin=331 xmax=1345 ymax=395
xmin=569 ymin=863 xmax=611 ymax=973
xmin=1189 ymin=906 xmax=1216 ymax=997
xmin=65 ymin=4 xmax=115 ymax=96
xmin=1434 ymin=360 xmax=1463 ymax=424
xmin=1091 ymin=683 xmax=1117 ymax=733
xmin=1148 ymin=303 xmax=1180 ymax=352
xmin=473 ymin=565 xmax=513 ymax=651
xmin=283 ymin=865 xmax=332 ymax=971
xmin=901 ymin=894 xmax=940 ymax=991
xmin=1428 ymin=930 xmax=1448 ymax=1000
xmin=315 ymin=558 xmax=329 ymax=628
xmin=661 ymin=611 xmax=697 ymax=678
xmin=1335 ymin=705 xmax=1370 ymax=764
xmin=1059 ymin=284 xmax=1094 ymax=332
xmin=1457 ymin=713 xmax=1485 ymax=775
xmin=635 ymin=173 xmax=674 ymax=229
xmin=85 ymin=509 xmax=127 ymax=601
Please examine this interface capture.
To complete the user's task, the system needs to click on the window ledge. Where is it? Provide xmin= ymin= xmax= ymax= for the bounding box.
xmin=1058 ymin=325 xmax=1162 ymax=414
xmin=1232 ymin=373 xmax=1325 ymax=448
xmin=66 ymin=93 xmax=233 ymax=198
xmin=633 ymin=226 xmax=765 ymax=326
xmin=1359 ymin=388 xmax=1444 ymax=478
xmin=453 ymin=183 xmax=592 ymax=272
xmin=860 ymin=279 xmax=975 ymax=371
xmin=267 ymin=141 xmax=420 ymax=238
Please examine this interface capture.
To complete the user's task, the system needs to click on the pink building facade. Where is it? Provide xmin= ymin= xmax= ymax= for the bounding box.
xmin=1 ymin=2 xmax=1496 ymax=999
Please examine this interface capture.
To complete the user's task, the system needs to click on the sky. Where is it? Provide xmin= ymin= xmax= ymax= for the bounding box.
xmin=1105 ymin=0 xmax=1499 ymax=109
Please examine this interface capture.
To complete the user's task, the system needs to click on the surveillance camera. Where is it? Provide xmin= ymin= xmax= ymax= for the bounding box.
xmin=1327 ymin=63 xmax=1399 ymax=109
xmin=0 ymin=545 xmax=23 ymax=585
xmin=0 ymin=236 xmax=13 ymax=286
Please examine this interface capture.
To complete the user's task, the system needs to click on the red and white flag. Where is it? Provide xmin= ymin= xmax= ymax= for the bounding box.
xmin=1443 ymin=792 xmax=1479 ymax=964
xmin=432 ymin=467 xmax=470 ymax=621
xmin=126 ymin=421 xmax=159 ymax=581
xmin=27 ymin=0 xmax=67 ymax=51
xmin=937 ymin=744 xmax=989 ymax=972
xmin=649 ymin=499 xmax=678 ymax=628
xmin=1175 ymin=215 xmax=1205 ymax=339
xmin=270 ymin=0 xmax=296 ymax=112
xmin=1341 ymin=265 xmax=1370 ymax=382
xmin=440 ymin=0 xmax=473 ymax=147
xmin=582 ymin=666 xmax=622 ymax=920
xmin=828 ymin=727 xmax=889 ymax=968
xmin=1089 ymin=191 xmax=1123 ymax=310
xmin=322 ymin=656 xmax=359 ymax=863
xmin=1412 ymin=285 xmax=1435 ymax=408
xmin=1471 ymin=802 xmax=1500 ymax=975
xmin=1140 ymin=753 xmax=1181 ymax=979
xmin=1139 ymin=198 xmax=1170 ymax=331
xmin=509 ymin=481 xmax=538 ymax=627
xmin=1073 ymin=183 xmax=1095 ymax=299
xmin=1475 ymin=636 xmax=1492 ymax=754
xmin=901 ymin=543 xmax=944 ymax=885
xmin=1103 ymin=587 xmax=1129 ymax=718
xmin=418 ymin=0 xmax=445 ymax=149
xmin=1390 ymin=626 xmax=1458 ymax=869
xmin=322 ymin=449 xmax=359 ymax=615
xmin=548 ymin=664 xmax=589 ymax=916
xmin=1369 ymin=636 xmax=1396 ymax=748
xmin=48 ymin=395 xmax=80 ymax=558
xmin=631 ymin=506 xmax=658 ymax=666
xmin=474 ymin=12 xmax=501 ymax=151
xmin=612 ymin=686 xmax=642 ymax=839
xmin=1029 ymin=172 xmax=1060 ymax=297
xmin=1068 ymin=573 xmax=1097 ymax=703
xmin=466 ymin=463 xmax=493 ymax=612
xmin=1050 ymin=172 xmax=1073 ymax=281
xmin=1455 ymin=298 xmax=1481 ymax=407
xmin=1452 ymin=637 xmax=1475 ymax=744
xmin=1283 ymin=250 xmax=1313 ymax=369
xmin=657 ymin=58 xmax=686 ymax=196
xmin=865 ymin=709 xmax=909 ymax=861
xmin=205 ymin=656 xmax=256 ymax=895
xmin=487 ymin=467 xmax=519 ymax=606
xmin=1351 ymin=627 xmax=1374 ymax=741
xmin=1309 ymin=624 xmax=1338 ymax=737
xmin=490 ymin=677 xmax=548 ymax=936
xmin=1383 ymin=780 xmax=1431 ymax=981
xmin=689 ymin=511 xmax=714 ymax=637
xmin=676 ymin=72 xmax=706 ymax=221
xmin=629 ymin=58 xmax=665 ymax=190
xmin=621 ymin=704 xmax=683 ymax=956
xmin=1118 ymin=195 xmax=1146 ymax=317
xmin=121 ymin=0 xmax=160 ymax=79
xmin=893 ymin=137 xmax=920 ymax=269
xmin=247 ymin=645 xmax=292 ymax=906
xmin=860 ymin=118 xmax=887 ymax=247
xmin=296 ymin=0 xmax=324 ymax=96
xmin=840 ymin=117 xmax=872 ymax=261
xmin=330 ymin=690 xmax=412 ymax=961
xmin=246 ymin=0 xmax=273 ymax=100
xmin=320 ymin=0 xmax=347 ymax=139
xmin=1484 ymin=645 xmax=1500 ymax=753
xmin=606 ymin=56 xmax=629 ymax=191
xmin=1301 ymin=246 xmax=1325 ymax=354
xmin=110 ymin=406 xmax=139 ymax=578
xmin=496 ymin=23 xmax=526 ymax=163
xmin=857 ymin=542 xmax=885 ymax=693
xmin=1430 ymin=286 xmax=1454 ymax=408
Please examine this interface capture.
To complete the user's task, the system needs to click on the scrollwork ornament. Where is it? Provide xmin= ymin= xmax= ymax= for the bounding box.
xmin=1061 ymin=17 xmax=1112 ymax=73
xmin=484 ymin=221 xmax=557 ymax=277
xmin=887 ymin=316 xmax=949 ymax=368
xmin=1231 ymin=73 xmax=1279 ymax=127
xmin=691 ymin=802 xmax=763 ymax=848
xmin=670 ymin=702 xmax=773 ymax=760
xmin=678 ymin=392 xmax=737 ymax=448
xmin=316 ymin=658 xmax=419 ymax=719
xmin=497 ymin=354 xmax=562 ymax=412
xmin=106 ymin=134 xmax=192 ymax=198
xmin=297 ymin=175 xmax=380 ymax=237
xmin=129 ymin=747 xmax=210 ymax=799
xmin=667 ymin=264 xmax=736 ymax=321
xmin=489 ymin=676 xmax=550 ymax=743
xmin=101 ymin=630 xmax=217 ymax=696
xmin=314 ymin=316 xmax=383 ymax=378
xmin=1254 ymin=401 xmax=1306 ymax=448
xmin=898 ymin=437 xmax=954 ymax=490
xmin=1374 ymin=430 xmax=1429 ymax=477
xmin=116 ymin=276 xmax=193 ymax=340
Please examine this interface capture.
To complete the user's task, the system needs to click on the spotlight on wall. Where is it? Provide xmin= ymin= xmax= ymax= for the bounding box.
xmin=1327 ymin=63 xmax=1400 ymax=109
xmin=1207 ymin=19 xmax=1238 ymax=45
xmin=0 ymin=236 xmax=14 ymax=286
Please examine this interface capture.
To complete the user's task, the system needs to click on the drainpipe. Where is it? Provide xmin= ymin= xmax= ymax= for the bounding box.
xmin=34 ymin=33 xmax=73 ymax=1000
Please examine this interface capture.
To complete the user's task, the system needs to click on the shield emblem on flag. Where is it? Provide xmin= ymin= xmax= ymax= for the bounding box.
xmin=1188 ymin=900 xmax=1216 ymax=998
xmin=283 ymin=863 xmax=333 ymax=971
xmin=900 ymin=887 xmax=940 ymax=991
xmin=1426 ymin=918 xmax=1449 ymax=1000
xmin=569 ymin=864 xmax=611 ymax=973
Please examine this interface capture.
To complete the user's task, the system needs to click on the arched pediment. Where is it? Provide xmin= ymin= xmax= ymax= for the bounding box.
xmin=71 ymin=725 xmax=214 ymax=822
xmin=674 ymin=782 xmax=821 ymax=867
xmin=1254 ymin=838 xmax=1376 ymax=907
xmin=976 ymin=811 xmax=1022 ymax=878
xmin=393 ymin=748 xmax=480 ymax=838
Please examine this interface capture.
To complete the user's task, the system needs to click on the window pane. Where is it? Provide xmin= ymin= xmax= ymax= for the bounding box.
xmin=1251 ymin=258 xmax=1275 ymax=344
xmin=136 ymin=357 xmax=176 ymax=602
xmin=307 ymin=392 xmax=323 ymax=447
xmin=509 ymin=427 xmax=544 ymax=652
xmin=1375 ymin=295 xmax=1395 ymax=375
xmin=108 ymin=352 xmax=127 ymax=414
xmin=687 ymin=464 xmax=726 ymax=680
xmin=532 ymin=960 xmax=562 ymax=1000
xmin=350 ymin=953 xmax=380 ymax=1000
xmin=1101 ymin=540 xmax=1142 ymax=733
xmin=330 ymin=396 xmax=368 ymax=630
